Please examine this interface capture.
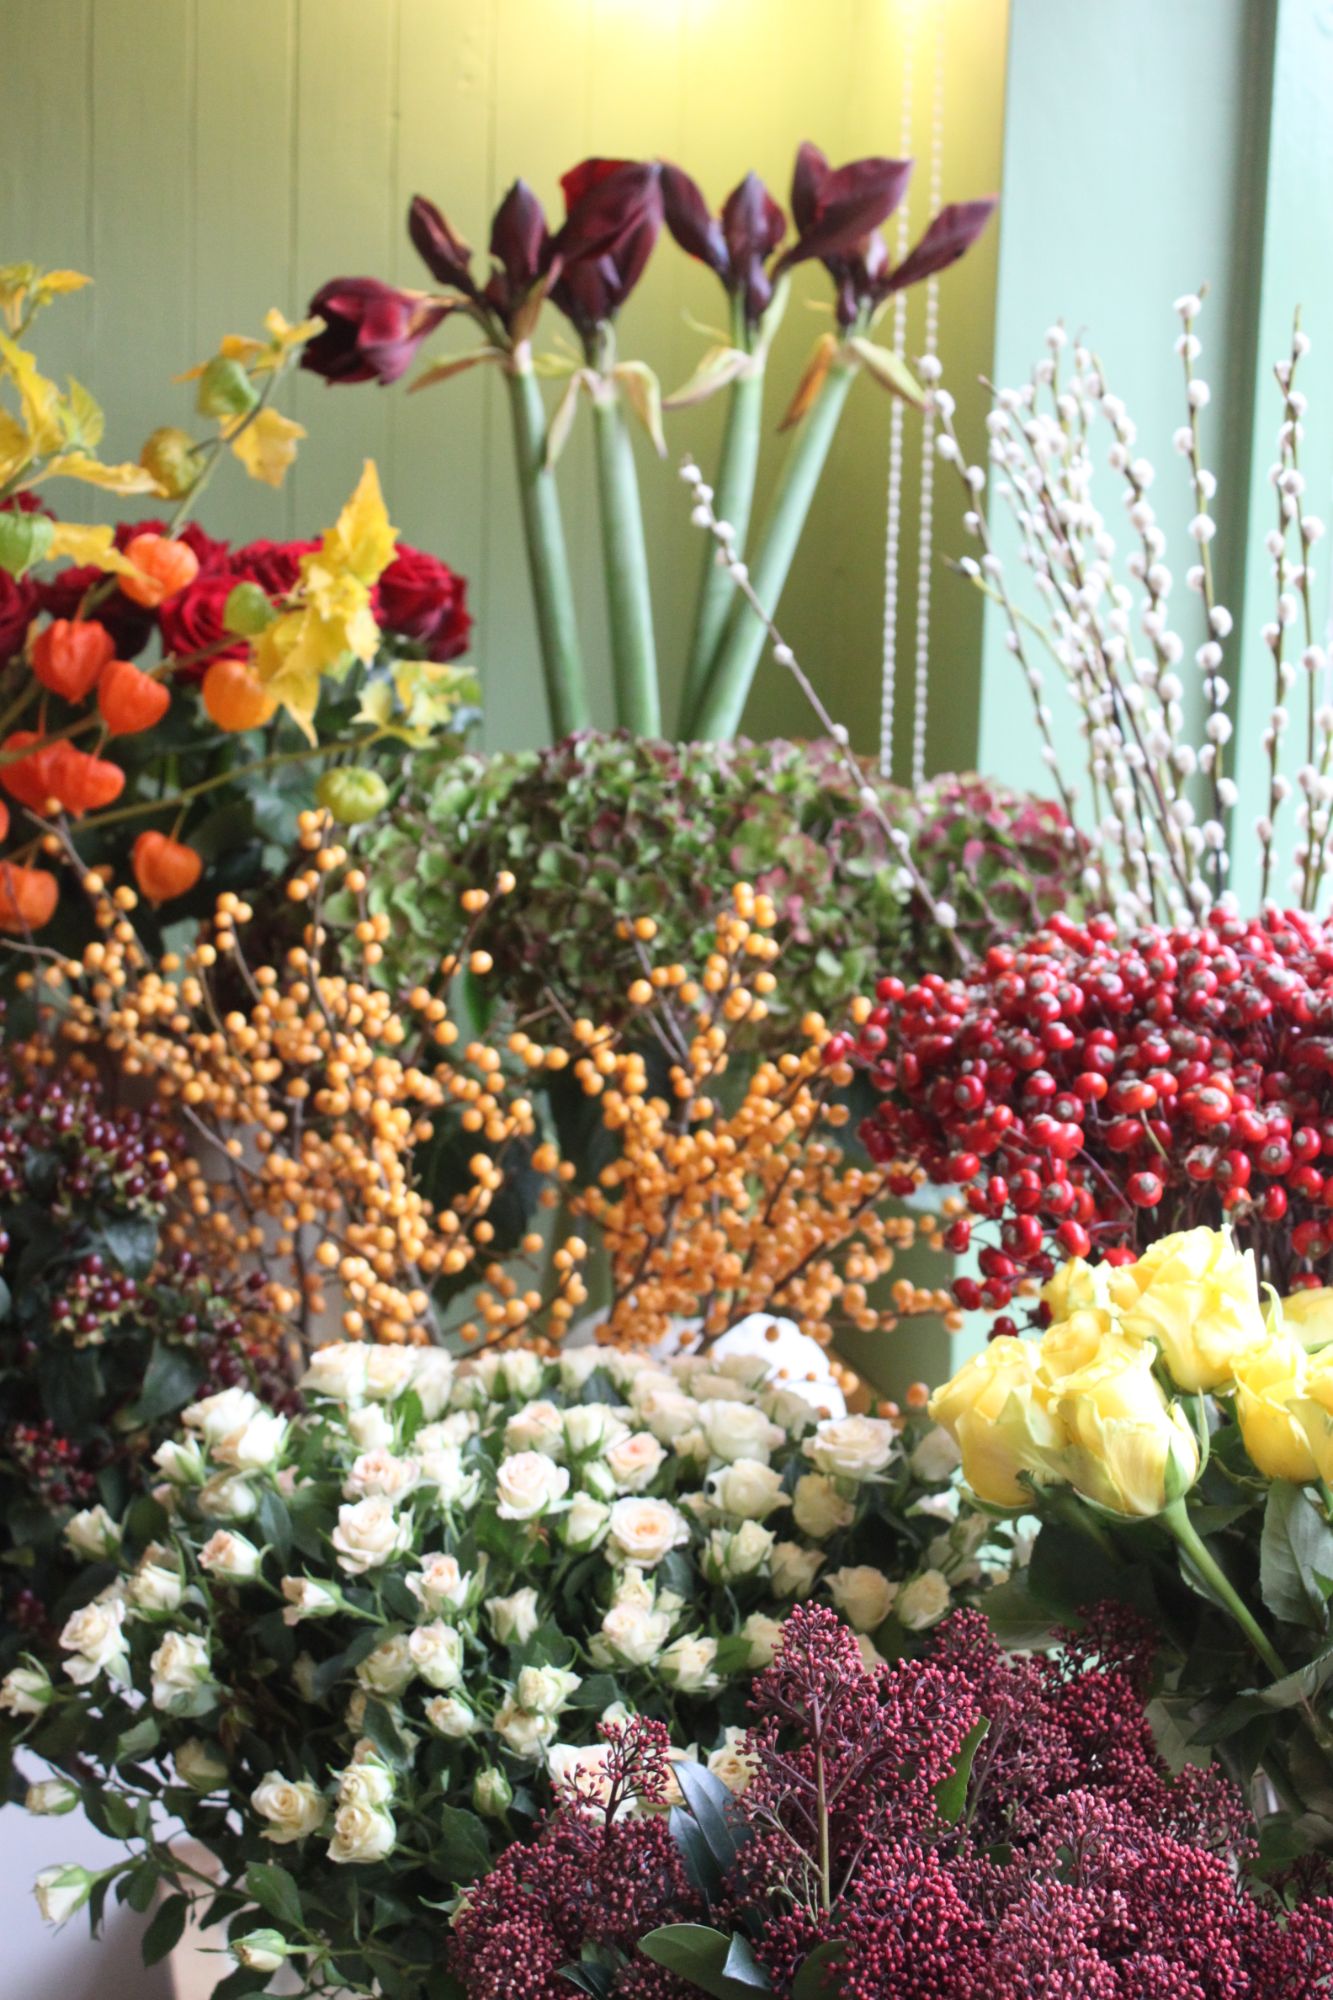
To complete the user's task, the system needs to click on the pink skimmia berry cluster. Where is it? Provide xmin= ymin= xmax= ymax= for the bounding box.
xmin=451 ymin=1603 xmax=1332 ymax=2000
xmin=832 ymin=907 xmax=1333 ymax=1321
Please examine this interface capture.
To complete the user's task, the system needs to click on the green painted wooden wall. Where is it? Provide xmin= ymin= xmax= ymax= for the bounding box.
xmin=0 ymin=0 xmax=1009 ymax=770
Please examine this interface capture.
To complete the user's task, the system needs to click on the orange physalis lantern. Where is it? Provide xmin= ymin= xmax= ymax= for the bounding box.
xmin=119 ymin=533 xmax=201 ymax=608
xmin=31 ymin=619 xmax=114 ymax=702
xmin=131 ymin=830 xmax=203 ymax=903
xmin=46 ymin=743 xmax=126 ymax=815
xmin=97 ymin=658 xmax=171 ymax=736
xmin=0 ymin=732 xmax=59 ymax=811
xmin=0 ymin=862 xmax=58 ymax=932
xmin=202 ymin=657 xmax=277 ymax=732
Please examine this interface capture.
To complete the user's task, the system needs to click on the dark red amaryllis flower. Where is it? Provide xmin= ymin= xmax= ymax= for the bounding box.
xmin=548 ymin=158 xmax=663 ymax=346
xmin=302 ymin=277 xmax=451 ymax=386
xmin=661 ymin=165 xmax=787 ymax=326
xmin=777 ymin=141 xmax=996 ymax=327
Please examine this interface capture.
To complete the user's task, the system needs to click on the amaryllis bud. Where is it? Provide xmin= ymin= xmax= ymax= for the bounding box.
xmin=660 ymin=164 xmax=727 ymax=273
xmin=778 ymin=142 xmax=913 ymax=273
xmin=408 ymin=194 xmax=477 ymax=295
xmin=303 ymin=278 xmax=448 ymax=386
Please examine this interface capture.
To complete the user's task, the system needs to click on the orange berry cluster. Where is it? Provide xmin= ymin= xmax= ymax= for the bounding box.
xmin=565 ymin=885 xmax=958 ymax=1352
xmin=18 ymin=811 xmax=588 ymax=1355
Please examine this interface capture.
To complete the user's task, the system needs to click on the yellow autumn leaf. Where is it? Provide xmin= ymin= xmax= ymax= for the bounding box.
xmin=228 ymin=407 xmax=306 ymax=488
xmin=0 ymin=336 xmax=64 ymax=455
xmin=0 ymin=265 xmax=38 ymax=331
xmin=39 ymin=451 xmax=164 ymax=495
xmin=0 ymin=411 xmax=31 ymax=484
xmin=35 ymin=269 xmax=92 ymax=300
xmin=321 ymin=461 xmax=397 ymax=587
xmin=46 ymin=522 xmax=155 ymax=585
xmin=257 ymin=308 xmax=325 ymax=364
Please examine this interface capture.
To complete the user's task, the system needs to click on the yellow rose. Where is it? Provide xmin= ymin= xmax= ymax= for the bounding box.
xmin=1290 ymin=1347 xmax=1333 ymax=1483
xmin=1055 ymin=1342 xmax=1199 ymax=1518
xmin=929 ymin=1337 xmax=1068 ymax=1510
xmin=1233 ymin=1336 xmax=1319 ymax=1484
xmin=1107 ymin=1226 xmax=1265 ymax=1391
xmin=1273 ymin=1286 xmax=1333 ymax=1354
xmin=1039 ymin=1313 xmax=1133 ymax=1384
xmin=1039 ymin=1256 xmax=1111 ymax=1326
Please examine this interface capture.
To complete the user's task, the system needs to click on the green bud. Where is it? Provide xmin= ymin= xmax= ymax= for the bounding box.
xmin=139 ymin=426 xmax=200 ymax=499
xmin=196 ymin=356 xmax=259 ymax=421
xmin=34 ymin=1864 xmax=96 ymax=1925
xmin=0 ymin=507 xmax=53 ymax=579
xmin=25 ymin=1779 xmax=79 ymax=1816
xmin=223 ymin=581 xmax=275 ymax=637
xmin=233 ymin=1930 xmax=289 ymax=1974
xmin=316 ymin=766 xmax=390 ymax=826
xmin=473 ymin=1766 xmax=513 ymax=1818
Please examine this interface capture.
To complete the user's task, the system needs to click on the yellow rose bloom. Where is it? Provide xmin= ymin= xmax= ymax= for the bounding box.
xmin=1291 ymin=1347 xmax=1333 ymax=1484
xmin=1039 ymin=1256 xmax=1112 ymax=1326
xmin=1055 ymin=1342 xmax=1200 ymax=1518
xmin=1039 ymin=1313 xmax=1134 ymax=1384
xmin=1233 ymin=1335 xmax=1319 ymax=1484
xmin=1106 ymin=1226 xmax=1266 ymax=1392
xmin=929 ymin=1337 xmax=1068 ymax=1510
xmin=1273 ymin=1286 xmax=1333 ymax=1354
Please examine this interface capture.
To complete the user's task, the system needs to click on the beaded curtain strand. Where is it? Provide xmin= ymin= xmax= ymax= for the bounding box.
xmin=911 ymin=9 xmax=946 ymax=789
xmin=878 ymin=21 xmax=914 ymax=779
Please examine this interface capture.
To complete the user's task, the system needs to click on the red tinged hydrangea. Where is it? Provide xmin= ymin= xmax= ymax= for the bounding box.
xmin=838 ymin=907 xmax=1333 ymax=1316
xmin=454 ymin=1603 xmax=1323 ymax=2000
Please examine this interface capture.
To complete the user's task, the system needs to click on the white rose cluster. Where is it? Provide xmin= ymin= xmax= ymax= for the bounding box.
xmin=22 ymin=1335 xmax=989 ymax=1938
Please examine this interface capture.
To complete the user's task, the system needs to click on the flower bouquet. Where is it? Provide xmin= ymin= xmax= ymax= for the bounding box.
xmin=453 ymin=1602 xmax=1333 ymax=1999
xmin=3 ymin=1342 xmax=992 ymax=1995
xmin=931 ymin=1222 xmax=1333 ymax=1844
xmin=304 ymin=149 xmax=994 ymax=742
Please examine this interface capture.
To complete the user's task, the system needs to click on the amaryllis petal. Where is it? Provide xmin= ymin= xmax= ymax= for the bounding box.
xmin=555 ymin=158 xmax=662 ymax=268
xmin=408 ymin=195 xmax=476 ymax=295
xmin=490 ymin=179 xmax=551 ymax=293
xmin=884 ymin=198 xmax=998 ymax=294
xmin=790 ymin=141 xmax=829 ymax=234
xmin=661 ymin=164 xmax=728 ymax=275
xmin=302 ymin=279 xmax=447 ymax=386
xmin=777 ymin=154 xmax=913 ymax=274
xmin=721 ymin=172 xmax=786 ymax=270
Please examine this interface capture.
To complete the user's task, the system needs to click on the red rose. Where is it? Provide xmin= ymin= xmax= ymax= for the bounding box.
xmin=0 ymin=569 xmax=36 ymax=669
xmin=378 ymin=545 xmax=472 ymax=661
xmin=233 ymin=539 xmax=318 ymax=599
xmin=158 ymin=571 xmax=247 ymax=679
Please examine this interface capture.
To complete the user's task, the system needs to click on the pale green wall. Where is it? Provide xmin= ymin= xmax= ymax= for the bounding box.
xmin=0 ymin=0 xmax=1009 ymax=772
xmin=980 ymin=0 xmax=1333 ymax=908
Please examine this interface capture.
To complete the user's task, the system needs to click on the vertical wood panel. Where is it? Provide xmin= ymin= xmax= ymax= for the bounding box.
xmin=0 ymin=0 xmax=96 ymax=386
xmin=89 ymin=0 xmax=196 ymax=518
xmin=194 ymin=0 xmax=299 ymax=541
xmin=288 ymin=0 xmax=399 ymax=541
xmin=390 ymin=0 xmax=496 ymax=646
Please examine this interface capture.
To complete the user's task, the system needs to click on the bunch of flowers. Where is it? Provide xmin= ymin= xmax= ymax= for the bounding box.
xmin=931 ymin=1221 xmax=1333 ymax=1839
xmin=0 ymin=264 xmax=475 ymax=947
xmin=452 ymin=1602 xmax=1332 ymax=2000
xmin=4 ymin=1348 xmax=990 ymax=1994
xmin=305 ymin=148 xmax=994 ymax=740
xmin=352 ymin=735 xmax=1083 ymax=1034
xmin=0 ymin=1043 xmax=287 ymax=1663
xmin=842 ymin=906 xmax=1333 ymax=1316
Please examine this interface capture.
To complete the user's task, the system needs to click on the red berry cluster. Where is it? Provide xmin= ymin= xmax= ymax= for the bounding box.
xmin=49 ymin=1253 xmax=139 ymax=1348
xmin=3 ymin=1420 xmax=98 ymax=1510
xmin=832 ymin=908 xmax=1333 ymax=1318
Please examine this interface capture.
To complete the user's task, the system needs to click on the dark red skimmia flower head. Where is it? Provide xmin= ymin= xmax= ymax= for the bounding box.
xmin=778 ymin=141 xmax=996 ymax=327
xmin=660 ymin=165 xmax=787 ymax=327
xmin=302 ymin=277 xmax=450 ymax=385
xmin=548 ymin=158 xmax=663 ymax=345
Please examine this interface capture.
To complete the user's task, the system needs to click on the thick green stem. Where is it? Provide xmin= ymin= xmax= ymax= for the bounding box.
xmin=504 ymin=351 xmax=591 ymax=740
xmin=591 ymin=384 xmax=660 ymax=736
xmin=1162 ymin=1498 xmax=1287 ymax=1682
xmin=691 ymin=355 xmax=856 ymax=742
xmin=679 ymin=356 xmax=765 ymax=737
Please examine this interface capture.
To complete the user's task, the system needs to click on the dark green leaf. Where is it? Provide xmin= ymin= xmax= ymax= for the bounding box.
xmin=124 ymin=1341 xmax=202 ymax=1427
xmin=669 ymin=1805 xmax=719 ymax=1901
xmin=437 ymin=1805 xmax=492 ymax=1885
xmin=311 ymin=1623 xmax=387 ymax=1699
xmin=244 ymin=1860 xmax=304 ymax=1931
xmin=88 ymin=1213 xmax=159 ymax=1280
xmin=674 ymin=1762 xmax=748 ymax=1875
xmin=142 ymin=1892 xmax=189 ymax=1966
xmin=640 ymin=1926 xmax=771 ymax=2000
xmin=933 ymin=1716 xmax=989 ymax=1826
xmin=256 ymin=1487 xmax=293 ymax=1565
xmin=124 ymin=1858 xmax=161 ymax=1914
xmin=1260 ymin=1483 xmax=1333 ymax=1630
xmin=791 ymin=1941 xmax=847 ymax=2000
